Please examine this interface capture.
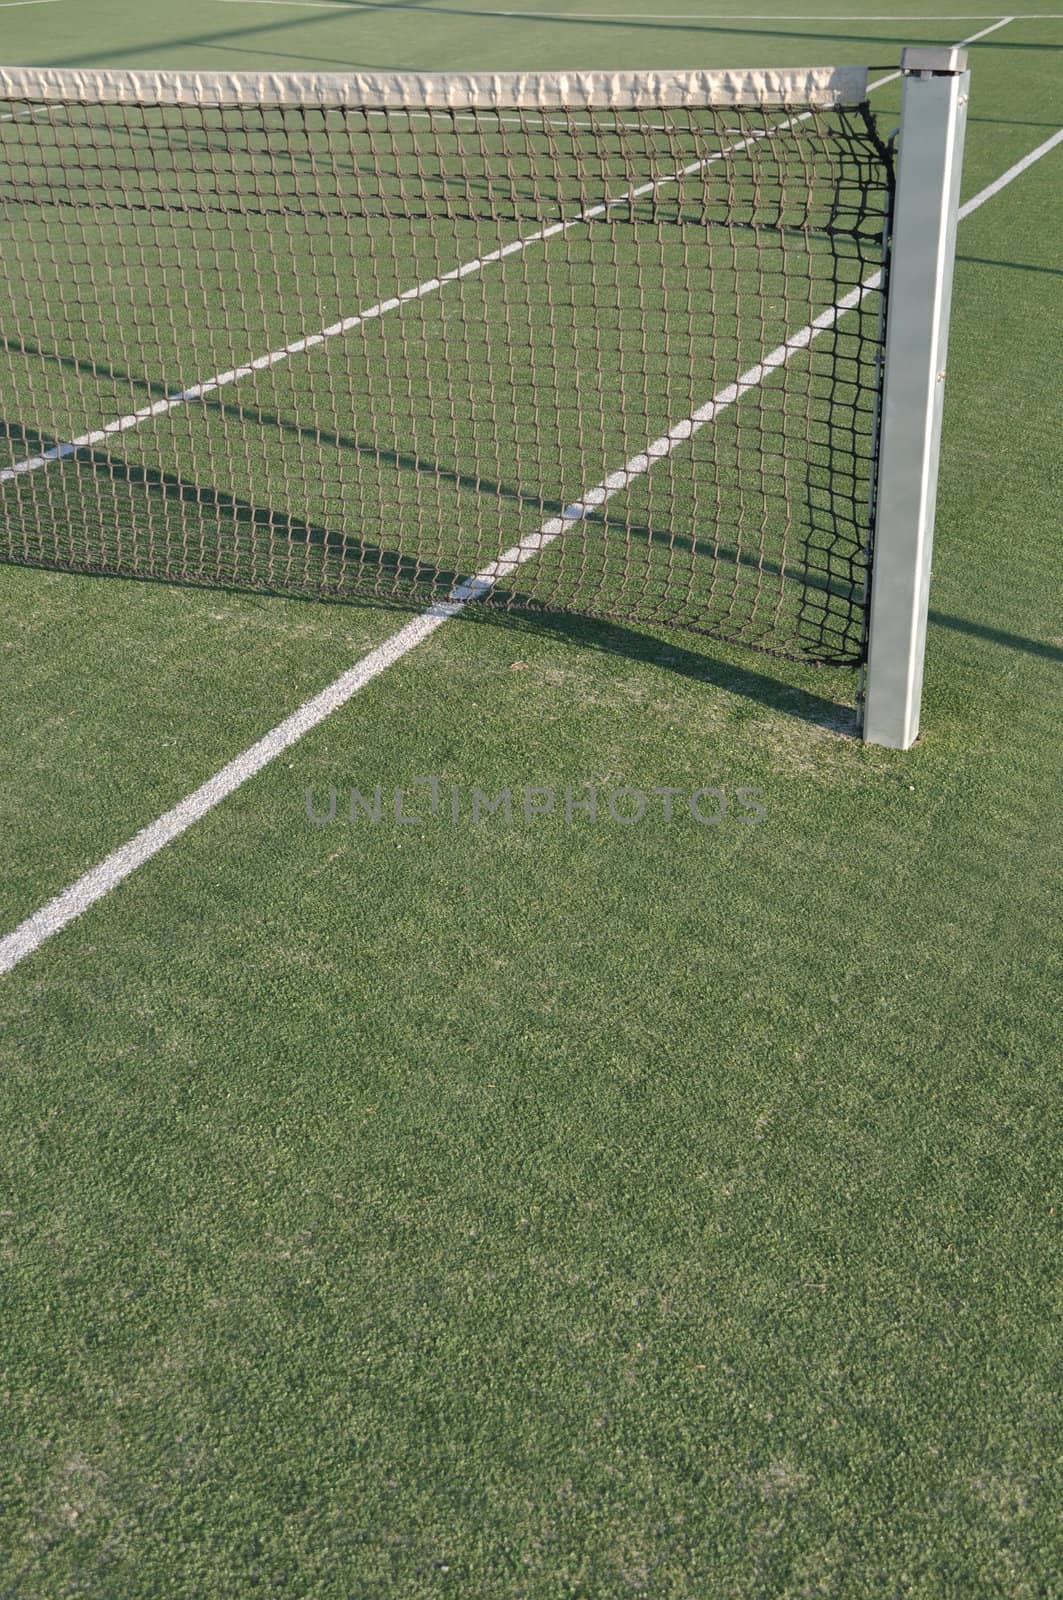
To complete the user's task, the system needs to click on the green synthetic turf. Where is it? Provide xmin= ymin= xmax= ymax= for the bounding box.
xmin=1 ymin=7 xmax=1061 ymax=1599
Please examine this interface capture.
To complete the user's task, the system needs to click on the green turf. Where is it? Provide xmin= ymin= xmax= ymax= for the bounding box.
xmin=1 ymin=6 xmax=1061 ymax=1598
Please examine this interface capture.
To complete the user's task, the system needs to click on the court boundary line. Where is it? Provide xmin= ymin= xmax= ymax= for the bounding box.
xmin=2 ymin=120 xmax=1060 ymax=977
xmin=860 ymin=14 xmax=1014 ymax=90
xmin=213 ymin=4 xmax=1061 ymax=18
xmin=0 ymin=114 xmax=825 ymax=487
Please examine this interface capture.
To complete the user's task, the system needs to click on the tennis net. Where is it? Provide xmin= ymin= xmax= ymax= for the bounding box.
xmin=0 ymin=66 xmax=893 ymax=663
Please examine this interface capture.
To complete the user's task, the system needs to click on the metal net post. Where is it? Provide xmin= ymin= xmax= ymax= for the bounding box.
xmin=863 ymin=47 xmax=970 ymax=748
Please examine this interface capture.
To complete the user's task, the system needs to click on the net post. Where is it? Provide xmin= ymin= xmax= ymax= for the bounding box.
xmin=862 ymin=47 xmax=970 ymax=749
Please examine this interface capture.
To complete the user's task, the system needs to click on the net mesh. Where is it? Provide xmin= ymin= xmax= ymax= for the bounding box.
xmin=0 ymin=70 xmax=893 ymax=664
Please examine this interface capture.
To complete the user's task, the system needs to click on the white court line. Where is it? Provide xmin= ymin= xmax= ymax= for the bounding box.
xmin=213 ymin=3 xmax=1063 ymax=16
xmin=0 ymin=1 xmax=63 ymax=9
xmin=1 ymin=123 xmax=1060 ymax=976
xmin=451 ymin=278 xmax=878 ymax=601
xmin=865 ymin=13 xmax=1016 ymax=90
xmin=959 ymin=123 xmax=1063 ymax=211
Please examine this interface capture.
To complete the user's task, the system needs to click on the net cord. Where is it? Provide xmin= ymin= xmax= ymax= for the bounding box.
xmin=0 ymin=64 xmax=869 ymax=110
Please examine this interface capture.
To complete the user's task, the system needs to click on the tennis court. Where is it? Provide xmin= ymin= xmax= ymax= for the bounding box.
xmin=1 ymin=4 xmax=1060 ymax=1597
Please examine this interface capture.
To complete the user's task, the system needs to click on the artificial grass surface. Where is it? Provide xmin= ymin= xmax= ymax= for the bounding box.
xmin=1 ymin=5 xmax=1061 ymax=1598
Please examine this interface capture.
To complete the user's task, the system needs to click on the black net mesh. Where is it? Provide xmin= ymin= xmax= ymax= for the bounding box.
xmin=0 ymin=77 xmax=893 ymax=663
